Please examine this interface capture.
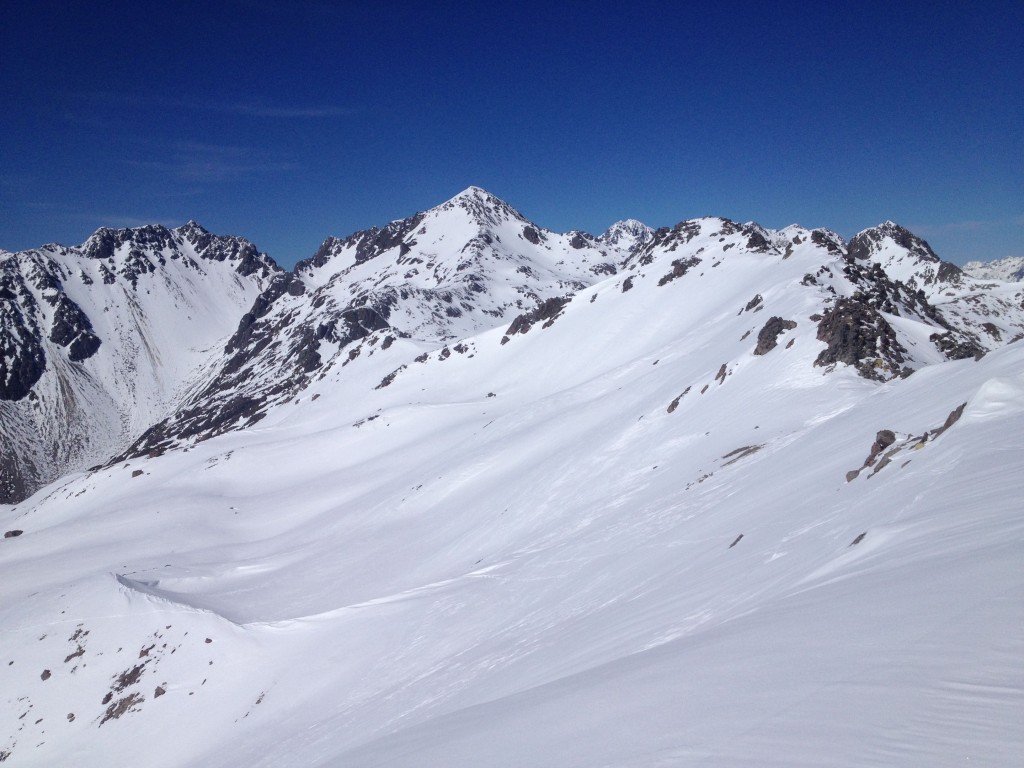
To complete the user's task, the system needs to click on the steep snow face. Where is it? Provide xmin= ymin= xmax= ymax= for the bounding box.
xmin=0 ymin=223 xmax=279 ymax=502
xmin=963 ymin=255 xmax=1024 ymax=282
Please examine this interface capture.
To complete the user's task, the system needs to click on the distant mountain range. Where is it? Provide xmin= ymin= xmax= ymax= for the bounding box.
xmin=963 ymin=255 xmax=1024 ymax=282
xmin=2 ymin=188 xmax=1022 ymax=504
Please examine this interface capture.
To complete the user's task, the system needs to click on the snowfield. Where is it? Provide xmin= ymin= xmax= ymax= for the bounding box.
xmin=1 ymin=189 xmax=1022 ymax=766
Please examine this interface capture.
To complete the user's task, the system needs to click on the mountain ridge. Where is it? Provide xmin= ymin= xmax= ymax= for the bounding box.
xmin=1 ymin=188 xmax=1023 ymax=767
xmin=3 ymin=188 xmax=1023 ymax=504
xmin=0 ymin=224 xmax=279 ymax=501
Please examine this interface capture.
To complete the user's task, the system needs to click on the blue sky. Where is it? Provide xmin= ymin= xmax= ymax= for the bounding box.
xmin=2 ymin=1 xmax=1021 ymax=267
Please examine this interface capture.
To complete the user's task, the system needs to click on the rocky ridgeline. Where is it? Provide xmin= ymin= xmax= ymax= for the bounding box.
xmin=3 ymin=188 xmax=1024 ymax=502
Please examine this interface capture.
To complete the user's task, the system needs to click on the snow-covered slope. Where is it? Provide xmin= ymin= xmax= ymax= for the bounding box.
xmin=963 ymin=255 xmax=1024 ymax=282
xmin=0 ymin=223 xmax=278 ymax=502
xmin=120 ymin=187 xmax=636 ymax=457
xmin=1 ymin=189 xmax=1023 ymax=766
xmin=121 ymin=195 xmax=1024 ymax=461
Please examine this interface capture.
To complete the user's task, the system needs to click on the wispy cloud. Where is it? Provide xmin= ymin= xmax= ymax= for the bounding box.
xmin=910 ymin=213 xmax=1024 ymax=237
xmin=75 ymin=91 xmax=358 ymax=119
xmin=69 ymin=213 xmax=181 ymax=230
xmin=906 ymin=214 xmax=1024 ymax=263
xmin=127 ymin=141 xmax=297 ymax=182
xmin=218 ymin=103 xmax=357 ymax=118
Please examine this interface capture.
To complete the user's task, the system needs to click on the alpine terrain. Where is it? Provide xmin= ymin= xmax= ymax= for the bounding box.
xmin=2 ymin=187 xmax=1023 ymax=767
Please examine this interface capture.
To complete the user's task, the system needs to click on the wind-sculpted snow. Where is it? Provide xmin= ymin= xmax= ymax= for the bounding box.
xmin=3 ymin=184 xmax=1024 ymax=765
xmin=1 ymin=295 xmax=1022 ymax=767
xmin=4 ymin=191 xmax=1024 ymax=766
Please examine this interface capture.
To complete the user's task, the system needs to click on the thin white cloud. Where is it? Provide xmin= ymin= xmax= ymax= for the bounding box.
xmin=83 ymin=214 xmax=181 ymax=230
xmin=76 ymin=91 xmax=357 ymax=119
xmin=909 ymin=214 xmax=1024 ymax=236
xmin=127 ymin=141 xmax=297 ymax=182
xmin=219 ymin=103 xmax=358 ymax=118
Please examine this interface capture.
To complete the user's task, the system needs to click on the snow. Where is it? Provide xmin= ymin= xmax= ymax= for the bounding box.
xmin=1 ymin=193 xmax=1023 ymax=766
xmin=0 ymin=225 xmax=275 ymax=498
xmin=963 ymin=255 xmax=1024 ymax=283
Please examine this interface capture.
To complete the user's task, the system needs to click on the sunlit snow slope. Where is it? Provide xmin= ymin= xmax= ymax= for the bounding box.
xmin=1 ymin=189 xmax=1022 ymax=767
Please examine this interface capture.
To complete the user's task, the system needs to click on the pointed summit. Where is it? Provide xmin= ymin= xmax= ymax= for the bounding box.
xmin=176 ymin=219 xmax=210 ymax=237
xmin=599 ymin=219 xmax=654 ymax=250
xmin=848 ymin=221 xmax=939 ymax=263
xmin=445 ymin=185 xmax=502 ymax=205
xmin=436 ymin=186 xmax=530 ymax=228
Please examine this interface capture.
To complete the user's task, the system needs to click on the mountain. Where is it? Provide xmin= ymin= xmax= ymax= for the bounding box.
xmin=597 ymin=218 xmax=654 ymax=249
xmin=963 ymin=255 xmax=1024 ymax=282
xmin=1 ymin=189 xmax=1023 ymax=767
xmin=0 ymin=223 xmax=279 ymax=502
xmin=117 ymin=186 xmax=637 ymax=460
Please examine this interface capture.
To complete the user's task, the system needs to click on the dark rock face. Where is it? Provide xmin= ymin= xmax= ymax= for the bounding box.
xmin=930 ymin=331 xmax=986 ymax=360
xmin=848 ymin=222 xmax=939 ymax=263
xmin=505 ymin=296 xmax=570 ymax=336
xmin=298 ymin=214 xmax=426 ymax=272
xmin=124 ymin=276 xmax=397 ymax=459
xmin=936 ymin=261 xmax=963 ymax=283
xmin=753 ymin=317 xmax=797 ymax=355
xmin=177 ymin=221 xmax=278 ymax=279
xmin=522 ymin=226 xmax=541 ymax=245
xmin=666 ymin=386 xmax=691 ymax=413
xmin=742 ymin=226 xmax=771 ymax=253
xmin=867 ymin=430 xmax=897 ymax=465
xmin=226 ymin=273 xmax=306 ymax=354
xmin=829 ymin=245 xmax=984 ymax=361
xmin=570 ymin=231 xmax=597 ymax=250
xmin=83 ymin=225 xmax=177 ymax=263
xmin=836 ymin=251 xmax=961 ymax=337
xmin=814 ymin=298 xmax=908 ymax=380
xmin=628 ymin=219 xmax=703 ymax=267
xmin=810 ymin=229 xmax=845 ymax=255
xmin=84 ymin=226 xmax=176 ymax=288
xmin=80 ymin=222 xmax=279 ymax=289
xmin=49 ymin=295 xmax=101 ymax=362
xmin=657 ymin=257 xmax=701 ymax=287
xmin=0 ymin=277 xmax=47 ymax=400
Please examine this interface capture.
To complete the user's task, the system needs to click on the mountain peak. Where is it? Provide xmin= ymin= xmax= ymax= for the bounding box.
xmin=599 ymin=219 xmax=654 ymax=249
xmin=421 ymin=186 xmax=529 ymax=232
xmin=176 ymin=219 xmax=210 ymax=236
xmin=82 ymin=223 xmax=177 ymax=261
xmin=449 ymin=185 xmax=497 ymax=202
xmin=848 ymin=221 xmax=939 ymax=263
xmin=963 ymin=255 xmax=1024 ymax=283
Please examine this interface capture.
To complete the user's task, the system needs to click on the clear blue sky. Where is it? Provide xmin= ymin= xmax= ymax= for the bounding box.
xmin=2 ymin=1 xmax=1021 ymax=267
